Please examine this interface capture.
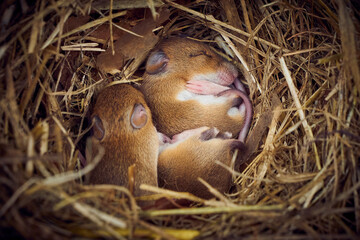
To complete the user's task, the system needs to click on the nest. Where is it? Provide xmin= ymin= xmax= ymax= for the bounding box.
xmin=1 ymin=0 xmax=359 ymax=239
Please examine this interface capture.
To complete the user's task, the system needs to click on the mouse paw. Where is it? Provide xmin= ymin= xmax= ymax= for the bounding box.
xmin=186 ymin=80 xmax=230 ymax=95
xmin=171 ymin=127 xmax=210 ymax=143
xmin=199 ymin=127 xmax=220 ymax=141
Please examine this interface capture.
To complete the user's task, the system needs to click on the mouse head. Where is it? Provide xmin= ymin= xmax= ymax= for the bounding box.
xmin=158 ymin=127 xmax=245 ymax=198
xmin=145 ymin=37 xmax=238 ymax=86
xmin=90 ymin=84 xmax=159 ymax=198
xmin=91 ymin=84 xmax=155 ymax=144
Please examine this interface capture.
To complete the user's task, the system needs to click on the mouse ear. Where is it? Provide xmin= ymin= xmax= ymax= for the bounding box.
xmin=92 ymin=115 xmax=105 ymax=140
xmin=131 ymin=103 xmax=148 ymax=129
xmin=145 ymin=50 xmax=169 ymax=74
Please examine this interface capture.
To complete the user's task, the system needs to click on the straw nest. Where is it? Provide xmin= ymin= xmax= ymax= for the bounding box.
xmin=0 ymin=0 xmax=359 ymax=239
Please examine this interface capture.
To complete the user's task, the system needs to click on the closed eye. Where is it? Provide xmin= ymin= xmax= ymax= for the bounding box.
xmin=189 ymin=50 xmax=212 ymax=58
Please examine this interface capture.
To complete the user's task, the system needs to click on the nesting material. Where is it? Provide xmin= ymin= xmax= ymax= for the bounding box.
xmin=0 ymin=0 xmax=359 ymax=239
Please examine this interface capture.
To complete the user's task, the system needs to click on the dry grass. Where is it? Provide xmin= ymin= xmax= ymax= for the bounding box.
xmin=0 ymin=0 xmax=359 ymax=239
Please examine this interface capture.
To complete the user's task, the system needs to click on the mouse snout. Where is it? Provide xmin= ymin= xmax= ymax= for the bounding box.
xmin=217 ymin=63 xmax=238 ymax=86
xmin=222 ymin=61 xmax=238 ymax=78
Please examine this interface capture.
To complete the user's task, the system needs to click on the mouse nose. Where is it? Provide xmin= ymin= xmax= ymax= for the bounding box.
xmin=223 ymin=61 xmax=238 ymax=79
xmin=217 ymin=62 xmax=238 ymax=86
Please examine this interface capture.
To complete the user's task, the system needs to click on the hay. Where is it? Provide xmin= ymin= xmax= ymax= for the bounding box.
xmin=0 ymin=0 xmax=359 ymax=239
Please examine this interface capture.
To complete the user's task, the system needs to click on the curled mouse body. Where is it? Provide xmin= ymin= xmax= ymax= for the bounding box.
xmin=158 ymin=127 xmax=244 ymax=199
xmin=89 ymin=84 xmax=159 ymax=197
xmin=141 ymin=37 xmax=253 ymax=141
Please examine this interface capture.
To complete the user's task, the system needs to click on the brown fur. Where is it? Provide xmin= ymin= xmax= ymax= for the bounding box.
xmin=141 ymin=37 xmax=245 ymax=137
xmin=158 ymin=128 xmax=244 ymax=199
xmin=89 ymin=84 xmax=159 ymax=196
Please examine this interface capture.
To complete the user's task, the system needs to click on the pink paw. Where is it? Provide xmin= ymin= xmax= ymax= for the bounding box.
xmin=171 ymin=127 xmax=209 ymax=143
xmin=186 ymin=80 xmax=230 ymax=95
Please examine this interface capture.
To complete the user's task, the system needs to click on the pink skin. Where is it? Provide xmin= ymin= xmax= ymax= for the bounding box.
xmin=158 ymin=127 xmax=245 ymax=154
xmin=158 ymin=127 xmax=222 ymax=145
xmin=131 ymin=104 xmax=147 ymax=129
xmin=158 ymin=127 xmax=210 ymax=146
xmin=185 ymin=78 xmax=252 ymax=142
xmin=158 ymin=132 xmax=172 ymax=145
xmin=186 ymin=80 xmax=231 ymax=95
xmin=170 ymin=126 xmax=210 ymax=144
xmin=234 ymin=78 xmax=246 ymax=93
xmin=186 ymin=63 xmax=238 ymax=93
xmin=186 ymin=78 xmax=247 ymax=95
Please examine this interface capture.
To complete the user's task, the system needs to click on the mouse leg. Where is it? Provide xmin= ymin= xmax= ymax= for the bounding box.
xmin=186 ymin=79 xmax=230 ymax=95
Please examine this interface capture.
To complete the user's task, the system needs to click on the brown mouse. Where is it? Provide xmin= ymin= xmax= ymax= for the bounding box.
xmin=141 ymin=37 xmax=253 ymax=141
xmin=158 ymin=127 xmax=244 ymax=199
xmin=89 ymin=84 xmax=159 ymax=197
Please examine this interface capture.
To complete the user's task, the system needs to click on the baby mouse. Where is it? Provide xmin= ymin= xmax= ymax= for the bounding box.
xmin=141 ymin=37 xmax=252 ymax=141
xmin=158 ymin=127 xmax=244 ymax=199
xmin=89 ymin=84 xmax=159 ymax=197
